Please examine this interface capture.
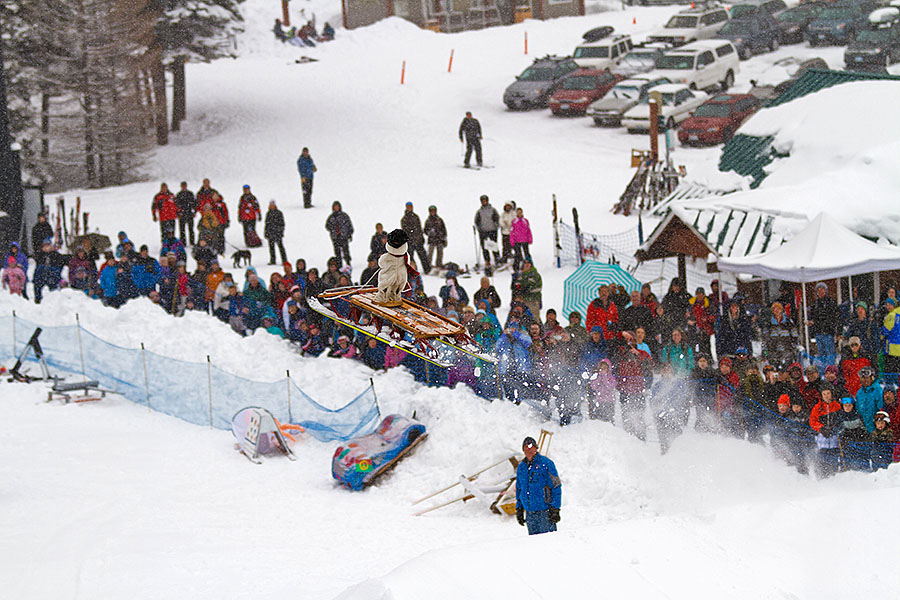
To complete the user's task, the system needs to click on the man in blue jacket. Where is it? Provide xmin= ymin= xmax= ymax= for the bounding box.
xmin=515 ymin=436 xmax=561 ymax=535
xmin=297 ymin=147 xmax=317 ymax=208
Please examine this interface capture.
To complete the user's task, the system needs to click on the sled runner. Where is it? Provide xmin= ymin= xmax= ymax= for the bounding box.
xmin=308 ymin=287 xmax=496 ymax=368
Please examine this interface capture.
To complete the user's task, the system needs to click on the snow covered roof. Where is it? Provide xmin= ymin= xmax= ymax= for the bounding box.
xmin=717 ymin=212 xmax=900 ymax=282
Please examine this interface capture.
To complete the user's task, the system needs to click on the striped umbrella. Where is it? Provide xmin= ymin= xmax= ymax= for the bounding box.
xmin=563 ymin=262 xmax=642 ymax=321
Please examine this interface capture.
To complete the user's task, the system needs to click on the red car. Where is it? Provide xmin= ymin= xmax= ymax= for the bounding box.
xmin=677 ymin=93 xmax=761 ymax=145
xmin=548 ymin=69 xmax=622 ymax=116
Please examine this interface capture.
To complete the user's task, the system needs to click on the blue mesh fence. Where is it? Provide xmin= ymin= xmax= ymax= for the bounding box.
xmin=0 ymin=315 xmax=380 ymax=442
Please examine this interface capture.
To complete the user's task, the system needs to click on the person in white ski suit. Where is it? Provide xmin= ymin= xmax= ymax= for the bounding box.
xmin=374 ymin=229 xmax=409 ymax=307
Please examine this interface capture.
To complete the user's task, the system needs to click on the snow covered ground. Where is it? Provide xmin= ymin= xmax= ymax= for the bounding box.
xmin=4 ymin=0 xmax=900 ymax=598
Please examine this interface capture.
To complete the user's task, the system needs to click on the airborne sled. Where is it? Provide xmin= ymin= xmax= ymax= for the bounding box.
xmin=308 ymin=286 xmax=496 ymax=368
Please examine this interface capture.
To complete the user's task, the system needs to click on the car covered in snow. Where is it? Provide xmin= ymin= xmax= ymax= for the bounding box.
xmin=503 ymin=56 xmax=580 ymax=110
xmin=587 ymin=75 xmax=671 ymax=126
xmin=844 ymin=8 xmax=900 ymax=67
xmin=650 ymin=40 xmax=739 ymax=92
xmin=572 ymin=34 xmax=634 ymax=70
xmin=677 ymin=93 xmax=761 ymax=145
xmin=613 ymin=43 xmax=671 ymax=78
xmin=748 ymin=56 xmax=828 ymax=100
xmin=622 ymin=83 xmax=708 ymax=132
xmin=649 ymin=6 xmax=730 ymax=46
xmin=548 ymin=69 xmax=623 ymax=115
xmin=807 ymin=0 xmax=877 ymax=46
xmin=332 ymin=414 xmax=427 ymax=490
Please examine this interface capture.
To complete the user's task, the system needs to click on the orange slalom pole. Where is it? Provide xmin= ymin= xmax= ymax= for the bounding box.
xmin=448 ymin=49 xmax=454 ymax=73
xmin=524 ymin=31 xmax=528 ymax=54
xmin=401 ymin=60 xmax=406 ymax=84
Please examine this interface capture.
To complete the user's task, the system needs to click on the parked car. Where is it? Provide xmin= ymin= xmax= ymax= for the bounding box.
xmin=587 ymin=75 xmax=671 ymax=126
xmin=844 ymin=7 xmax=900 ymax=67
xmin=717 ymin=14 xmax=782 ymax=59
xmin=729 ymin=0 xmax=788 ymax=20
xmin=649 ymin=6 xmax=730 ymax=46
xmin=677 ymin=93 xmax=761 ymax=145
xmin=331 ymin=415 xmax=427 ymax=491
xmin=503 ymin=56 xmax=580 ymax=110
xmin=573 ymin=34 xmax=634 ymax=69
xmin=650 ymin=40 xmax=740 ymax=91
xmin=548 ymin=69 xmax=623 ymax=115
xmin=613 ymin=43 xmax=671 ymax=77
xmin=807 ymin=1 xmax=876 ymax=46
xmin=748 ymin=56 xmax=828 ymax=99
xmin=622 ymin=83 xmax=709 ymax=132
xmin=776 ymin=2 xmax=827 ymax=44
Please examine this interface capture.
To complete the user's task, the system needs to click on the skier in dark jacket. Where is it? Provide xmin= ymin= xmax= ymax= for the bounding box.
xmin=31 ymin=212 xmax=54 ymax=255
xmin=32 ymin=238 xmax=66 ymax=304
xmin=175 ymin=181 xmax=196 ymax=245
xmin=458 ymin=111 xmax=483 ymax=168
xmin=424 ymin=205 xmax=447 ymax=270
xmin=325 ymin=201 xmax=353 ymax=268
xmin=401 ymin=202 xmax=429 ymax=273
xmin=661 ymin=278 xmax=691 ymax=327
xmin=265 ymin=200 xmax=287 ymax=265
xmin=808 ymin=282 xmax=842 ymax=364
xmin=474 ymin=195 xmax=500 ymax=273
xmin=515 ymin=436 xmax=561 ymax=536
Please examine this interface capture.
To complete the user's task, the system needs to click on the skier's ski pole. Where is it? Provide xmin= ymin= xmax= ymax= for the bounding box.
xmin=472 ymin=226 xmax=482 ymax=272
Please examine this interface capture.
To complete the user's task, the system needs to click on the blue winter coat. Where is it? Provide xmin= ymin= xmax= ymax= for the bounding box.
xmin=496 ymin=326 xmax=531 ymax=375
xmin=99 ymin=266 xmax=118 ymax=298
xmin=297 ymin=155 xmax=316 ymax=179
xmin=5 ymin=243 xmax=28 ymax=276
xmin=578 ymin=337 xmax=608 ymax=373
xmin=131 ymin=260 xmax=161 ymax=292
xmin=515 ymin=453 xmax=561 ymax=513
xmin=855 ymin=382 xmax=884 ymax=433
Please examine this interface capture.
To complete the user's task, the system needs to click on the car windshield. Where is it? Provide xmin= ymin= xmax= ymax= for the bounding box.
xmin=574 ymin=46 xmax=609 ymax=58
xmin=518 ymin=66 xmax=556 ymax=81
xmin=562 ymin=76 xmax=599 ymax=90
xmin=610 ymin=85 xmax=641 ymax=99
xmin=857 ymin=29 xmax=890 ymax=42
xmin=693 ymin=103 xmax=733 ymax=117
xmin=730 ymin=5 xmax=757 ymax=18
xmin=621 ymin=51 xmax=657 ymax=64
xmin=656 ymin=55 xmax=695 ymax=69
xmin=666 ymin=16 xmax=699 ymax=28
xmin=720 ymin=20 xmax=755 ymax=34
xmin=640 ymin=92 xmax=676 ymax=105
xmin=818 ymin=8 xmax=852 ymax=20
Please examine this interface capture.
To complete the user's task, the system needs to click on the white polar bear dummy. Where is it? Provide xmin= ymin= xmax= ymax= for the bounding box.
xmin=373 ymin=229 xmax=409 ymax=307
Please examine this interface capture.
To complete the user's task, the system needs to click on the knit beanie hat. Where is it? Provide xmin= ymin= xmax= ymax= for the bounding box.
xmin=386 ymin=229 xmax=408 ymax=256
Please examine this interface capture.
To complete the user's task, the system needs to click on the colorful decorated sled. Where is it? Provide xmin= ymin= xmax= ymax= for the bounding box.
xmin=308 ymin=286 xmax=496 ymax=368
xmin=332 ymin=414 xmax=427 ymax=490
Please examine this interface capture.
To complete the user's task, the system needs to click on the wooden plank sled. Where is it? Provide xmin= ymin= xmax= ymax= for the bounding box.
xmin=319 ymin=288 xmax=464 ymax=339
xmin=47 ymin=380 xmax=111 ymax=403
xmin=413 ymin=453 xmax=520 ymax=516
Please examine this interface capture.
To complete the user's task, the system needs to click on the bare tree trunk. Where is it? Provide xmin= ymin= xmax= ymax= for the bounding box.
xmin=41 ymin=92 xmax=50 ymax=158
xmin=171 ymin=55 xmax=186 ymax=132
xmin=83 ymin=93 xmax=96 ymax=186
xmin=151 ymin=49 xmax=168 ymax=146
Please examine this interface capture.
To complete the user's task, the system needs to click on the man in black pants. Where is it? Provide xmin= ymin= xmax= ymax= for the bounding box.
xmin=265 ymin=200 xmax=287 ymax=265
xmin=458 ymin=111 xmax=482 ymax=168
xmin=175 ymin=181 xmax=196 ymax=246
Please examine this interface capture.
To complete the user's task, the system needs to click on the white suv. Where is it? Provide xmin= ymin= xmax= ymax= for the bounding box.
xmin=650 ymin=40 xmax=739 ymax=91
xmin=573 ymin=35 xmax=634 ymax=70
xmin=649 ymin=6 xmax=730 ymax=46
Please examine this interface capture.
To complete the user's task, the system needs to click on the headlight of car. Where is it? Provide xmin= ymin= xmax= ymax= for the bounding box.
xmin=576 ymin=97 xmax=589 ymax=104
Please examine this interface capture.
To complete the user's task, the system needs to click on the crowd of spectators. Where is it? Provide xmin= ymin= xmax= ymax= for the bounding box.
xmin=3 ymin=183 xmax=900 ymax=476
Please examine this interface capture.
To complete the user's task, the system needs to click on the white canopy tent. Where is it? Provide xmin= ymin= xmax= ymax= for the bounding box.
xmin=716 ymin=212 xmax=900 ymax=350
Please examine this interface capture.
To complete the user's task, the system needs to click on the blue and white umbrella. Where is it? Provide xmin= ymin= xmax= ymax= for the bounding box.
xmin=563 ymin=262 xmax=642 ymax=321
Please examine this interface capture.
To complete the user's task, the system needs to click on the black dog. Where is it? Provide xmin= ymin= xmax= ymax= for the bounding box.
xmin=231 ymin=250 xmax=252 ymax=268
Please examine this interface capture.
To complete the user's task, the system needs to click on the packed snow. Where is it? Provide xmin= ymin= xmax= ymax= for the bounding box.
xmin=4 ymin=0 xmax=900 ymax=598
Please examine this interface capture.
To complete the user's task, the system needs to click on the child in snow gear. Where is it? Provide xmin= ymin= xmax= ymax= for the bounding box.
xmin=515 ymin=436 xmax=561 ymax=536
xmin=374 ymin=229 xmax=409 ymax=307
xmin=238 ymin=185 xmax=262 ymax=247
xmin=458 ymin=111 xmax=483 ymax=168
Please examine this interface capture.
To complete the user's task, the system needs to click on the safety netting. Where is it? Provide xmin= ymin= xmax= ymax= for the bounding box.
xmin=0 ymin=315 xmax=380 ymax=442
